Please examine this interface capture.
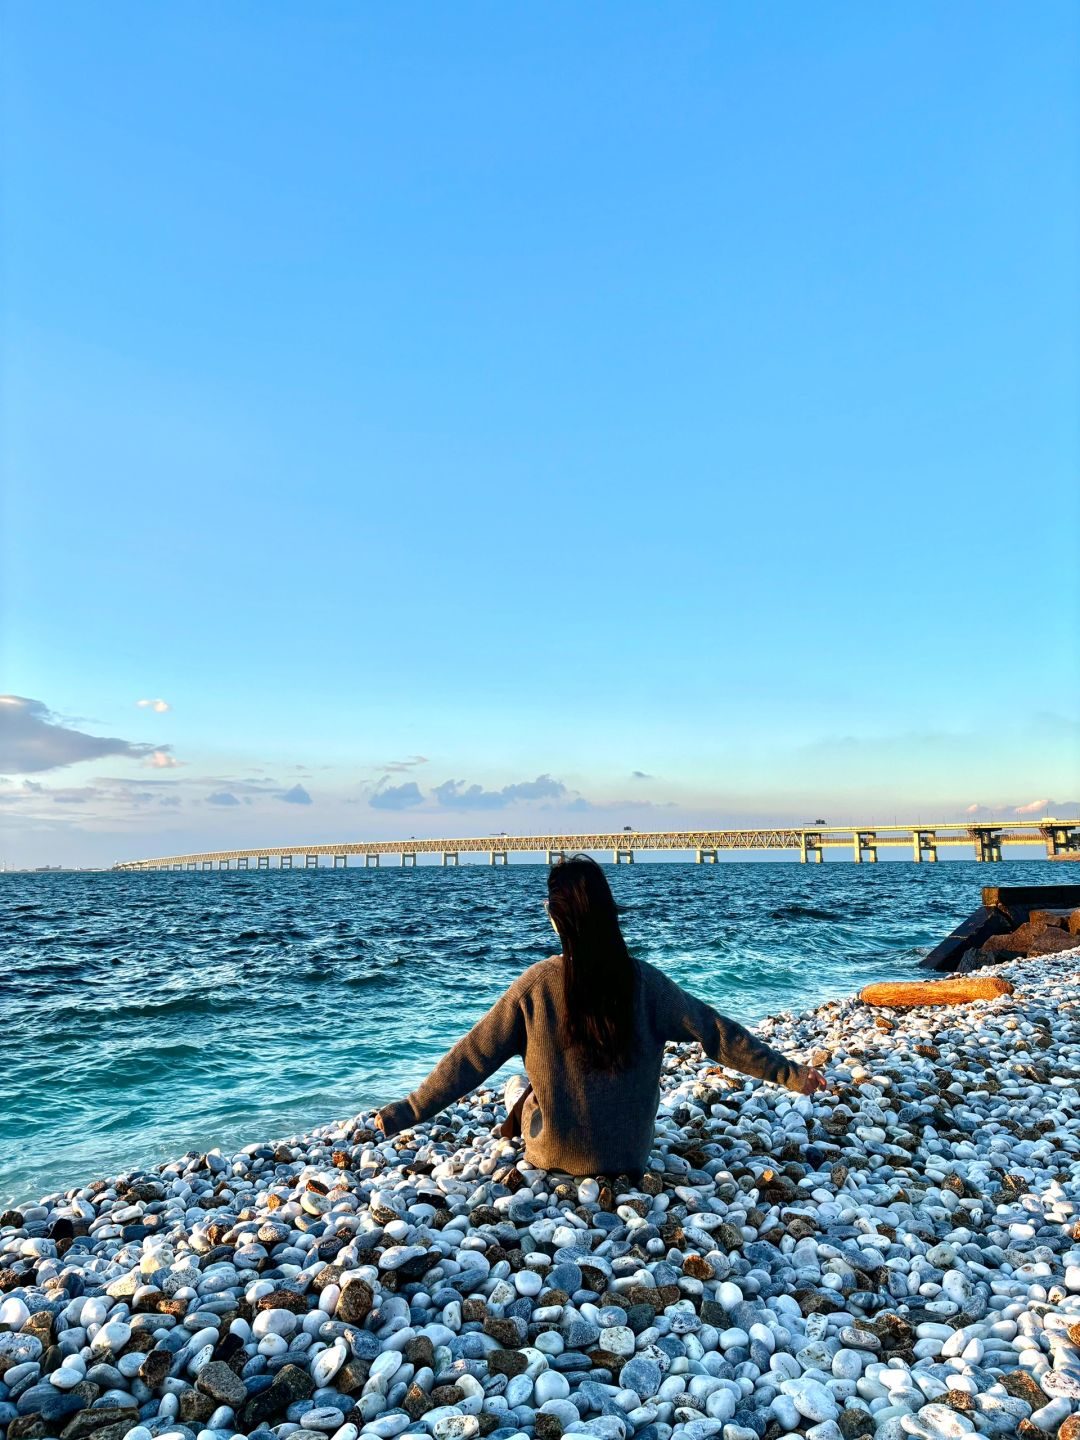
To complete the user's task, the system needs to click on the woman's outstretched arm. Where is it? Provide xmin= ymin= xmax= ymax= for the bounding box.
xmin=649 ymin=966 xmax=826 ymax=1094
xmin=376 ymin=987 xmax=527 ymax=1135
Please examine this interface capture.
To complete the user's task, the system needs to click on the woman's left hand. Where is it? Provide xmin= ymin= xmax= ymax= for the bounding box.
xmin=798 ymin=1066 xmax=829 ymax=1095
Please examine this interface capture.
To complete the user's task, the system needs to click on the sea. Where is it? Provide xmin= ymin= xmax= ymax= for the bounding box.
xmin=0 ymin=858 xmax=1059 ymax=1209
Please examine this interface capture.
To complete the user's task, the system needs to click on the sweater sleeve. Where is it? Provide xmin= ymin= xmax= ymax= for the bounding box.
xmin=377 ymin=984 xmax=528 ymax=1133
xmin=647 ymin=965 xmax=806 ymax=1090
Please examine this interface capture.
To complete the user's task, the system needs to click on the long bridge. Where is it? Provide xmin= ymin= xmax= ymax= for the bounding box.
xmin=113 ymin=819 xmax=1080 ymax=870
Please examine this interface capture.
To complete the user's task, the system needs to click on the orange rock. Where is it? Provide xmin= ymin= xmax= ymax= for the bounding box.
xmin=1027 ymin=927 xmax=1077 ymax=956
xmin=860 ymin=976 xmax=1015 ymax=1008
xmin=982 ymin=929 xmax=1029 ymax=955
xmin=1030 ymin=909 xmax=1073 ymax=930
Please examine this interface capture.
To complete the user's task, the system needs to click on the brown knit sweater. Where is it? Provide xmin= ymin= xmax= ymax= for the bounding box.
xmin=377 ymin=955 xmax=809 ymax=1175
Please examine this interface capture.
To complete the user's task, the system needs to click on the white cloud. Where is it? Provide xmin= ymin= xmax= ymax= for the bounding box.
xmin=146 ymin=750 xmax=182 ymax=769
xmin=1015 ymin=798 xmax=1051 ymax=815
xmin=137 ymin=698 xmax=171 ymax=713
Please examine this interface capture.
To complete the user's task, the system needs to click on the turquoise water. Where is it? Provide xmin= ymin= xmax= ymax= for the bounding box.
xmin=0 ymin=859 xmax=1057 ymax=1208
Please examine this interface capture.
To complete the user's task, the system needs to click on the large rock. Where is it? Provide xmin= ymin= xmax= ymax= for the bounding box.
xmin=139 ymin=1348 xmax=173 ymax=1389
xmin=177 ymin=1390 xmax=215 ymax=1424
xmin=0 ymin=1335 xmax=43 ymax=1365
xmin=1030 ymin=908 xmax=1075 ymax=930
xmin=15 ymin=1385 xmax=84 ymax=1424
xmin=336 ymin=1278 xmax=374 ymax=1325
xmin=403 ymin=1384 xmax=434 ymax=1420
xmin=488 ymin=1349 xmax=528 ymax=1377
xmin=1027 ymin=926 xmax=1077 ymax=956
xmin=197 ymin=1359 xmax=248 ymax=1407
xmin=60 ymin=1408 xmax=139 ymax=1440
xmin=860 ymin=976 xmax=1014 ymax=1007
xmin=982 ymin=913 xmax=1079 ymax=958
xmin=982 ymin=930 xmax=1032 ymax=956
xmin=21 ymin=1311 xmax=55 ymax=1348
xmin=80 ymin=1425 xmax=134 ymax=1440
xmin=237 ymin=1363 xmax=314 ymax=1430
xmin=9 ymin=1420 xmax=49 ymax=1440
xmin=255 ymin=1287 xmax=308 ymax=1313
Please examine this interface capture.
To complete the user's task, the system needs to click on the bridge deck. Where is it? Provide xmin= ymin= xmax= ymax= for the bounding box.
xmin=112 ymin=820 xmax=1076 ymax=869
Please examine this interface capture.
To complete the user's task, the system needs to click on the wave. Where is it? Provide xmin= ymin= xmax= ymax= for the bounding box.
xmin=770 ymin=904 xmax=844 ymax=922
xmin=46 ymin=991 xmax=252 ymax=1025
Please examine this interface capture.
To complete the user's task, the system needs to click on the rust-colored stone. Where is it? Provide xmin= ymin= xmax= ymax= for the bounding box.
xmin=683 ymin=1254 xmax=715 ymax=1281
xmin=945 ymin=1390 xmax=974 ymax=1412
xmin=429 ymin=1385 xmax=465 ymax=1408
xmin=256 ymin=1287 xmax=308 ymax=1313
xmin=402 ymin=1385 xmax=433 ymax=1420
xmin=1000 ymin=1370 xmax=1047 ymax=1408
xmin=336 ymin=1278 xmax=374 ymax=1325
xmin=483 ymin=1316 xmax=523 ymax=1348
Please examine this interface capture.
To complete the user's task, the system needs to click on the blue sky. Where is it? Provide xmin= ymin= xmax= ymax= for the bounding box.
xmin=1 ymin=3 xmax=1078 ymax=865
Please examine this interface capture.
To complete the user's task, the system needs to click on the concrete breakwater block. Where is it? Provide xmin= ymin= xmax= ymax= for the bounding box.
xmin=860 ymin=975 xmax=1015 ymax=1007
xmin=919 ymin=884 xmax=1080 ymax=971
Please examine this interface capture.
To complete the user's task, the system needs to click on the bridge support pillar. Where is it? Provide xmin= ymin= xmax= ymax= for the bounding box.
xmin=442 ymin=851 xmax=459 ymax=866
xmin=1045 ymin=824 xmax=1080 ymax=858
xmin=913 ymin=830 xmax=938 ymax=863
xmin=974 ymin=829 xmax=1002 ymax=862
xmin=489 ymin=850 xmax=508 ymax=865
xmin=799 ymin=834 xmax=824 ymax=864
xmin=613 ymin=848 xmax=634 ymax=864
xmin=546 ymin=849 xmax=565 ymax=865
xmin=217 ymin=859 xmax=229 ymax=870
xmin=279 ymin=854 xmax=292 ymax=868
xmin=696 ymin=849 xmax=717 ymax=864
xmin=333 ymin=855 xmax=347 ymax=868
xmin=305 ymin=854 xmax=319 ymax=868
xmin=236 ymin=857 xmax=248 ymax=870
xmin=202 ymin=861 xmax=213 ymax=871
xmin=364 ymin=853 xmax=380 ymax=868
xmin=257 ymin=855 xmax=270 ymax=869
xmin=853 ymin=832 xmax=877 ymax=864
xmin=401 ymin=851 xmax=417 ymax=866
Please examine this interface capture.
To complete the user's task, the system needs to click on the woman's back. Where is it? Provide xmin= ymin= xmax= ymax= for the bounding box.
xmin=510 ymin=953 xmax=658 ymax=1175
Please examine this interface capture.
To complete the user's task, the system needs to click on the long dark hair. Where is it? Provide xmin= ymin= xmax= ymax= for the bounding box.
xmin=546 ymin=855 xmax=637 ymax=1072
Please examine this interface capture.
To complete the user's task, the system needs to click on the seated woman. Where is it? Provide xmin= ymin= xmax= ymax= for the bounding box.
xmin=376 ymin=855 xmax=825 ymax=1177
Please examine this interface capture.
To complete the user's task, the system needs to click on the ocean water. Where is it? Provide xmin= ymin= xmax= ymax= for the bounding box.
xmin=0 ymin=859 xmax=1058 ymax=1208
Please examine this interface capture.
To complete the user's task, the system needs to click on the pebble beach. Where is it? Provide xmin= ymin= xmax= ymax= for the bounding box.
xmin=3 ymin=948 xmax=1080 ymax=1440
